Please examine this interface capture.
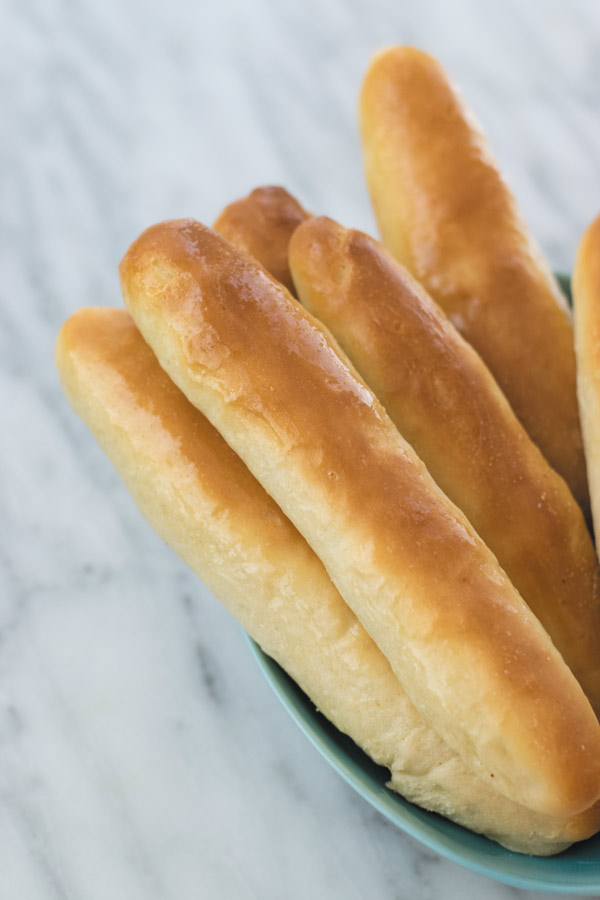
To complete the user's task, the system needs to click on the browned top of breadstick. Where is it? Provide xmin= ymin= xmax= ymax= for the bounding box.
xmin=120 ymin=218 xmax=600 ymax=818
xmin=359 ymin=46 xmax=588 ymax=516
xmin=55 ymin=306 xmax=600 ymax=854
xmin=574 ymin=215 xmax=600 ymax=557
xmin=213 ymin=186 xmax=310 ymax=293
xmin=575 ymin=215 xmax=600 ymax=380
xmin=289 ymin=215 xmax=600 ymax=712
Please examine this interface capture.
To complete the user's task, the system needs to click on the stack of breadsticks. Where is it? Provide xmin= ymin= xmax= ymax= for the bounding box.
xmin=56 ymin=47 xmax=600 ymax=856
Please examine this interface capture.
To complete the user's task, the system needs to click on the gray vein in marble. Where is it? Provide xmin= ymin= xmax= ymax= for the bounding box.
xmin=3 ymin=0 xmax=600 ymax=897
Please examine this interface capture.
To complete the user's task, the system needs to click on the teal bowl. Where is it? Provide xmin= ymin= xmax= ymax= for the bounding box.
xmin=245 ymin=272 xmax=600 ymax=895
xmin=247 ymin=635 xmax=600 ymax=894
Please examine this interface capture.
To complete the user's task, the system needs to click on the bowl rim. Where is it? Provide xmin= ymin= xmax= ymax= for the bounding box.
xmin=246 ymin=273 xmax=598 ymax=893
xmin=246 ymin=634 xmax=600 ymax=894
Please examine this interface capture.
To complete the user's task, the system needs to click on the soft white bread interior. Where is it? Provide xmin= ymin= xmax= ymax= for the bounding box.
xmin=55 ymin=306 xmax=600 ymax=855
xmin=119 ymin=218 xmax=600 ymax=818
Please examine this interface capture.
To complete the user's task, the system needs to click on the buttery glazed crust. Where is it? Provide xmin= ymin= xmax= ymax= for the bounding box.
xmin=575 ymin=215 xmax=600 ymax=551
xmin=289 ymin=216 xmax=600 ymax=711
xmin=55 ymin=307 xmax=600 ymax=854
xmin=119 ymin=219 xmax=600 ymax=818
xmin=213 ymin=186 xmax=310 ymax=294
xmin=359 ymin=46 xmax=588 ymax=517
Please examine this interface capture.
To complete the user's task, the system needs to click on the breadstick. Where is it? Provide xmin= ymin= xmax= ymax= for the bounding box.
xmin=575 ymin=214 xmax=600 ymax=548
xmin=359 ymin=46 xmax=588 ymax=516
xmin=55 ymin=306 xmax=600 ymax=854
xmin=214 ymin=186 xmax=310 ymax=294
xmin=119 ymin=219 xmax=600 ymax=817
xmin=289 ymin=216 xmax=600 ymax=711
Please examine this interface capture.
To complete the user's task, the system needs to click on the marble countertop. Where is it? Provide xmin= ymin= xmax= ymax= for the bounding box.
xmin=4 ymin=0 xmax=600 ymax=897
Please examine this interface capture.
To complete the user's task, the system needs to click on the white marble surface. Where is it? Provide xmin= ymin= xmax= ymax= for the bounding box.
xmin=4 ymin=0 xmax=600 ymax=897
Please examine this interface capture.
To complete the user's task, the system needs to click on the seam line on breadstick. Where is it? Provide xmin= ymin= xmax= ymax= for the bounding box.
xmin=55 ymin=306 xmax=600 ymax=854
xmin=119 ymin=218 xmax=600 ymax=818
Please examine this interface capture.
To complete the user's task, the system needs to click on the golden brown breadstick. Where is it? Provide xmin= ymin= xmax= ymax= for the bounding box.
xmin=55 ymin=307 xmax=600 ymax=854
xmin=119 ymin=219 xmax=600 ymax=818
xmin=574 ymin=214 xmax=600 ymax=548
xmin=213 ymin=186 xmax=310 ymax=293
xmin=359 ymin=46 xmax=588 ymax=516
xmin=289 ymin=216 xmax=600 ymax=711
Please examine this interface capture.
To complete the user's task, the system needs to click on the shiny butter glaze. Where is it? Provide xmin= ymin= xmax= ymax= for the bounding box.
xmin=120 ymin=219 xmax=600 ymax=818
xmin=575 ymin=215 xmax=600 ymax=561
xmin=359 ymin=46 xmax=588 ymax=517
xmin=55 ymin=307 xmax=600 ymax=852
xmin=214 ymin=186 xmax=310 ymax=294
xmin=289 ymin=215 xmax=600 ymax=712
